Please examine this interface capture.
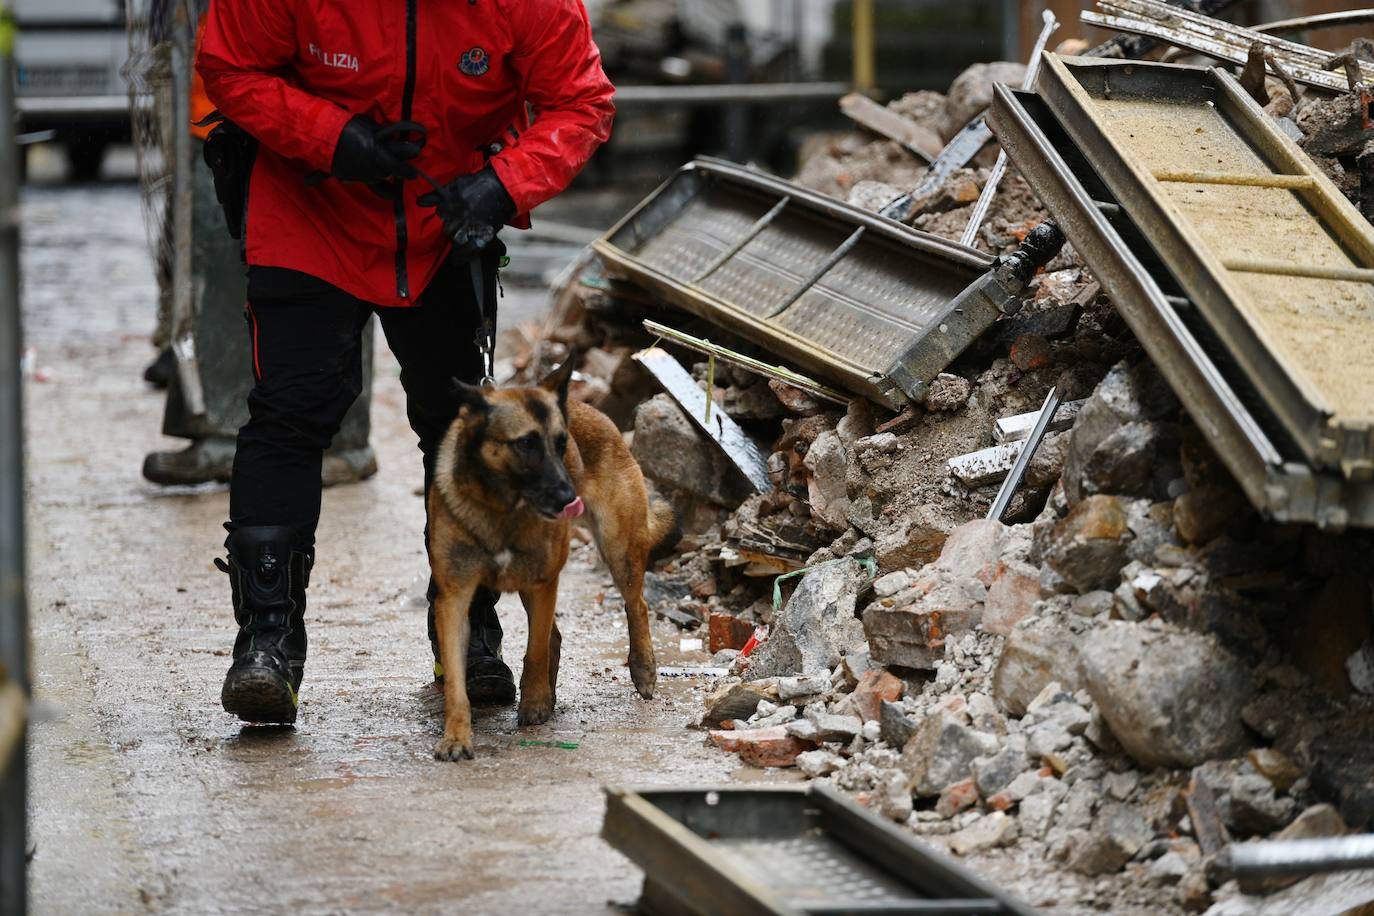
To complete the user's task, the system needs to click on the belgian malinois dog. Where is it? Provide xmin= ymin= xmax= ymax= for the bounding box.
xmin=427 ymin=361 xmax=675 ymax=760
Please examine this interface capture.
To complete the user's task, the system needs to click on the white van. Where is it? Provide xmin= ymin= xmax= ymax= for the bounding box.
xmin=13 ymin=0 xmax=130 ymax=179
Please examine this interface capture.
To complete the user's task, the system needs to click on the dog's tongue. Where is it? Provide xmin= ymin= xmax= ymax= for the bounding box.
xmin=557 ymin=496 xmax=585 ymax=520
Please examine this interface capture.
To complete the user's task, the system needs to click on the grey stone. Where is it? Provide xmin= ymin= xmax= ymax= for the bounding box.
xmin=864 ymin=573 xmax=984 ymax=671
xmin=1105 ymin=770 xmax=1141 ymax=801
xmin=945 ymin=811 xmax=1018 ymax=856
xmin=632 ymin=395 xmax=750 ymax=506
xmin=901 ymin=711 xmax=1001 ymax=797
xmin=1028 ymin=721 xmax=1074 ymax=760
xmin=1079 ymin=622 xmax=1254 ymax=769
xmin=878 ymin=771 xmax=915 ymax=823
xmin=748 ymin=558 xmax=869 ymax=679
xmin=940 ymin=62 xmax=1027 ymax=141
xmin=1030 ymin=701 xmax=1092 ymax=737
xmin=935 ymin=519 xmax=1009 ymax=586
xmin=804 ymin=430 xmax=851 ymax=530
xmin=1072 ymin=590 xmax=1114 ymax=618
xmin=785 ymin=718 xmax=820 ymax=741
xmin=807 ymin=711 xmax=864 ymax=743
xmin=1020 ymin=793 xmax=1058 ymax=839
xmin=1066 ymin=803 xmax=1153 ymax=876
xmin=1082 ymin=421 xmax=1163 ymax=498
xmin=991 ymin=616 xmax=1084 ymax=717
xmin=777 ymin=675 xmax=831 ymax=701
xmin=872 ymin=570 xmax=911 ymax=599
xmin=972 ymin=738 xmax=1032 ymax=797
xmin=1043 ymin=494 xmax=1133 ymax=593
xmin=796 ymin=749 xmax=845 ymax=778
xmin=1146 ymin=851 xmax=1191 ymax=886
xmin=1063 ymin=361 xmax=1178 ymax=505
xmin=1057 ymin=779 xmax=1100 ymax=832
xmin=1227 ymin=773 xmax=1297 ymax=836
xmin=702 ymin=681 xmax=777 ymax=727
xmin=873 ymin=506 xmax=954 ymax=573
xmin=880 ymin=700 xmax=917 ymax=748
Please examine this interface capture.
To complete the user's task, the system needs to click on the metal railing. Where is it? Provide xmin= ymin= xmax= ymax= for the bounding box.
xmin=0 ymin=1 xmax=29 ymax=912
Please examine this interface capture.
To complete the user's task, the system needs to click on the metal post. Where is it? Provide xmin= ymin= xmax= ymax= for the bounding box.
xmin=168 ymin=0 xmax=204 ymax=415
xmin=852 ymin=0 xmax=874 ymax=94
xmin=0 ymin=1 xmax=29 ymax=911
xmin=724 ymin=21 xmax=750 ymax=163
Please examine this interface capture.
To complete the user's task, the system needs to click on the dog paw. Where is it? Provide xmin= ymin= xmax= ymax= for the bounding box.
xmin=630 ymin=662 xmax=657 ymax=700
xmin=433 ymin=736 xmax=476 ymax=761
xmin=517 ymin=693 xmax=555 ymax=726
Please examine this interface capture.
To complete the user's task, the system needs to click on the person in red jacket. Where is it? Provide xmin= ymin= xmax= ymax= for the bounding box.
xmin=197 ymin=0 xmax=614 ymax=724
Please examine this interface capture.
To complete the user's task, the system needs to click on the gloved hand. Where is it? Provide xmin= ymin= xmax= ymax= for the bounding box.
xmin=417 ymin=167 xmax=516 ymax=252
xmin=330 ymin=116 xmax=424 ymax=183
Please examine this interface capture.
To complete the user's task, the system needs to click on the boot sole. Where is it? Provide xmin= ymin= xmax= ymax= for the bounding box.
xmin=467 ymin=674 xmax=517 ymax=706
xmin=222 ymin=667 xmax=298 ymax=724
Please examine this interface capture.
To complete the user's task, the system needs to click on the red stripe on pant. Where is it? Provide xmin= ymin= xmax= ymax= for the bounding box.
xmin=246 ymin=302 xmax=262 ymax=380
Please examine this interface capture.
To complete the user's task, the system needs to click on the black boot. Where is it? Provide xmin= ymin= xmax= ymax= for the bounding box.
xmin=217 ymin=526 xmax=312 ymax=724
xmin=428 ymin=582 xmax=516 ymax=705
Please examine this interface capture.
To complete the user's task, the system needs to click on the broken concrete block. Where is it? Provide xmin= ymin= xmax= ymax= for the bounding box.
xmin=1173 ymin=484 xmax=1247 ymax=545
xmin=849 ymin=669 xmax=904 ymax=723
xmin=991 ymin=616 xmax=1084 ymax=716
xmin=807 ymin=710 xmax=863 ymax=743
xmin=1276 ymin=803 xmax=1347 ymax=841
xmin=972 ymin=739 xmax=1032 ymax=797
xmin=796 ymin=749 xmax=844 ymax=778
xmin=709 ymin=725 xmax=816 ymax=768
xmin=803 ymin=430 xmax=851 ymax=530
xmin=702 ymin=681 xmax=778 ymax=727
xmin=864 ymin=575 xmax=985 ymax=670
xmin=785 ymin=718 xmax=820 ymax=741
xmin=1027 ymin=721 xmax=1074 ymax=761
xmin=878 ymin=771 xmax=915 ymax=823
xmin=936 ymin=519 xmax=1008 ymax=586
xmin=747 ymin=558 xmax=869 ymax=680
xmin=1079 ymin=622 xmax=1254 ymax=769
xmin=1063 ymin=360 xmax=1178 ymax=504
xmin=632 ymin=395 xmax=750 ymax=507
xmin=873 ymin=570 xmax=912 ymax=599
xmin=874 ymin=506 xmax=953 ymax=573
xmin=940 ymin=61 xmax=1026 ymax=141
xmin=880 ymin=700 xmax=917 ymax=748
xmin=982 ymin=559 xmax=1041 ymax=636
xmin=1020 ymin=793 xmax=1057 ymax=840
xmin=719 ymin=380 xmax=787 ymax=420
xmin=1043 ymin=494 xmax=1132 ymax=593
xmin=948 ymin=441 xmax=1022 ymax=487
xmin=777 ymin=674 xmax=831 ymax=702
xmin=946 ymin=811 xmax=1018 ymax=856
xmin=901 ymin=711 xmax=1000 ymax=797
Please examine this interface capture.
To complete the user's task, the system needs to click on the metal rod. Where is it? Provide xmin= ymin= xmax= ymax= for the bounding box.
xmin=1254 ymin=9 xmax=1374 ymax=36
xmin=988 ymin=386 xmax=1061 ymax=520
xmin=1223 ymin=258 xmax=1374 ymax=284
xmin=168 ymin=0 xmax=204 ymax=415
xmin=1152 ymin=170 xmax=1316 ymax=189
xmin=642 ymin=319 xmax=851 ymax=405
xmin=0 ymin=0 xmax=28 ymax=907
xmin=692 ymin=196 xmax=790 ymax=284
xmin=1225 ymin=835 xmax=1374 ymax=879
xmin=765 ymin=225 xmax=865 ymax=318
xmin=611 ymin=82 xmax=851 ymax=107
xmin=959 ymin=10 xmax=1058 ymax=248
xmin=852 ymin=0 xmax=875 ymax=94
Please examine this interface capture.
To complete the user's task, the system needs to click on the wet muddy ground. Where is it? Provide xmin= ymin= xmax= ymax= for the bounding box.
xmin=21 ymin=180 xmax=776 ymax=914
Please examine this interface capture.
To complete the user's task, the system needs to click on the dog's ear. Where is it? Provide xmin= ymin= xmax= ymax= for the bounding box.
xmin=446 ymin=377 xmax=490 ymax=418
xmin=539 ymin=356 xmax=576 ymax=414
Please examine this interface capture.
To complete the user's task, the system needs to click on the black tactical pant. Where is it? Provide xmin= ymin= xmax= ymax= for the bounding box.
xmin=227 ymin=250 xmax=498 ymax=547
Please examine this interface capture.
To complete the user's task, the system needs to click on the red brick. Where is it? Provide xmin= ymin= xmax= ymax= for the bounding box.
xmin=709 ymin=612 xmax=756 ymax=653
xmin=850 ymin=669 xmax=905 ymax=723
xmin=936 ymin=778 xmax=979 ymax=818
xmin=709 ymin=725 xmax=815 ymax=768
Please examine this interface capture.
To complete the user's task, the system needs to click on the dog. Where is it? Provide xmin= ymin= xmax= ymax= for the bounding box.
xmin=426 ymin=360 xmax=676 ymax=761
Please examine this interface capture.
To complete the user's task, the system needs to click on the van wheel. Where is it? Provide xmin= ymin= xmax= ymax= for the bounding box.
xmin=65 ymin=139 xmax=107 ymax=182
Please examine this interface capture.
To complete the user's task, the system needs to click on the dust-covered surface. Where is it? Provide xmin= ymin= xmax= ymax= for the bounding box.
xmin=20 ymin=183 xmax=781 ymax=914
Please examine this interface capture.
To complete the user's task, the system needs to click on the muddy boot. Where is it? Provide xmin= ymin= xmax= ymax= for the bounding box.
xmin=142 ymin=436 xmax=236 ymax=486
xmin=428 ymin=584 xmax=516 ymax=705
xmin=217 ymin=526 xmax=312 ymax=724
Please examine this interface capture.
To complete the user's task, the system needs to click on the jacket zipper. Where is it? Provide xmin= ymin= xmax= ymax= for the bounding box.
xmin=394 ymin=0 xmax=418 ymax=299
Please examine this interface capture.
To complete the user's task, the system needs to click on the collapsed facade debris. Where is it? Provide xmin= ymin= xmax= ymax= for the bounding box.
xmin=523 ymin=6 xmax=1374 ymax=911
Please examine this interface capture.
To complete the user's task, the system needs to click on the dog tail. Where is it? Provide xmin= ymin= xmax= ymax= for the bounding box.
xmin=646 ymin=494 xmax=681 ymax=561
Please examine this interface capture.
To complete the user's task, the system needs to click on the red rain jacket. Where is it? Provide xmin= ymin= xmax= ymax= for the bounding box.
xmin=197 ymin=0 xmax=614 ymax=307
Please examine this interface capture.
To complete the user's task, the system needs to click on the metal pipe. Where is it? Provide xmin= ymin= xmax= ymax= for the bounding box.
xmin=0 ymin=1 xmax=28 ymax=909
xmin=852 ymin=0 xmax=875 ymax=94
xmin=988 ymin=386 xmax=1061 ymax=521
xmin=168 ymin=0 xmax=204 ymax=414
xmin=610 ymin=82 xmax=851 ymax=107
xmin=1225 ymin=835 xmax=1374 ymax=879
xmin=1254 ymin=10 xmax=1374 ymax=37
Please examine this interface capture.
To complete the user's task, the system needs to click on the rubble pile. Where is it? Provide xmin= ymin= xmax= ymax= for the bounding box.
xmin=520 ymin=53 xmax=1374 ymax=915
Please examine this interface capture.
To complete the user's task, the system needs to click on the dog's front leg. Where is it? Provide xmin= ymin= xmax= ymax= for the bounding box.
xmin=516 ymin=578 xmax=560 ymax=726
xmin=433 ymin=580 xmax=478 ymax=761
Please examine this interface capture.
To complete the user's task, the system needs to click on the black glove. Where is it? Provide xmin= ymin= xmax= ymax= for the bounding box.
xmin=330 ymin=116 xmax=424 ymax=183
xmin=417 ymin=167 xmax=516 ymax=252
